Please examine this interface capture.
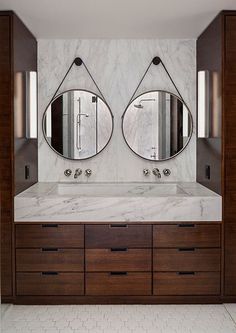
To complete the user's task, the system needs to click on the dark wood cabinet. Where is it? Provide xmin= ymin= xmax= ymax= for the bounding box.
xmin=0 ymin=11 xmax=38 ymax=299
xmin=196 ymin=11 xmax=236 ymax=299
xmin=15 ymin=222 xmax=222 ymax=303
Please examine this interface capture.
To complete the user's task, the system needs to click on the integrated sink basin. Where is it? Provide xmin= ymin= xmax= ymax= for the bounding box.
xmin=53 ymin=182 xmax=187 ymax=197
xmin=14 ymin=182 xmax=222 ymax=222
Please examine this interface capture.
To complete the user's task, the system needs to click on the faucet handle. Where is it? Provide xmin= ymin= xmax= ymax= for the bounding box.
xmin=143 ymin=169 xmax=150 ymax=176
xmin=163 ymin=168 xmax=171 ymax=176
xmin=85 ymin=169 xmax=92 ymax=177
xmin=64 ymin=169 xmax=72 ymax=177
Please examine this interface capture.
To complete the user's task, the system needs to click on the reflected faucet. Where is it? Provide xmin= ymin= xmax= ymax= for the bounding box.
xmin=134 ymin=98 xmax=156 ymax=109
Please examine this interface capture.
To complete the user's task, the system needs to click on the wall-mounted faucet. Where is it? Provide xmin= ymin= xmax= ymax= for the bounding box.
xmin=74 ymin=168 xmax=82 ymax=178
xmin=143 ymin=169 xmax=150 ymax=176
xmin=153 ymin=168 xmax=161 ymax=178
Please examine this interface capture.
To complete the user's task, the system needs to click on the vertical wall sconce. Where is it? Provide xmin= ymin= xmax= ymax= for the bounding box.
xmin=25 ymin=71 xmax=37 ymax=139
xmin=198 ymin=70 xmax=210 ymax=138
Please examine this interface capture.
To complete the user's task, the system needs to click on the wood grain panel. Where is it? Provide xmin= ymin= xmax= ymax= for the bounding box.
xmin=16 ymin=272 xmax=84 ymax=296
xmin=154 ymin=272 xmax=220 ymax=295
xmin=86 ymin=249 xmax=151 ymax=272
xmin=16 ymin=249 xmax=84 ymax=272
xmin=86 ymin=272 xmax=151 ymax=295
xmin=0 ymin=14 xmax=13 ymax=297
xmin=153 ymin=224 xmax=221 ymax=248
xmin=16 ymin=224 xmax=84 ymax=248
xmin=153 ymin=248 xmax=221 ymax=272
xmin=85 ymin=224 xmax=152 ymax=248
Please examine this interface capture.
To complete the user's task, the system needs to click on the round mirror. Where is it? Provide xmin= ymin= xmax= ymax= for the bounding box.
xmin=43 ymin=90 xmax=113 ymax=160
xmin=122 ymin=90 xmax=193 ymax=161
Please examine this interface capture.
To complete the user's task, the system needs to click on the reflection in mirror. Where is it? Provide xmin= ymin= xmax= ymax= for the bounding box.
xmin=122 ymin=91 xmax=192 ymax=161
xmin=43 ymin=90 xmax=113 ymax=160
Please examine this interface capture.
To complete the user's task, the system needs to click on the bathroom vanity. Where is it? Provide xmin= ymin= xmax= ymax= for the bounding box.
xmin=13 ymin=182 xmax=222 ymax=304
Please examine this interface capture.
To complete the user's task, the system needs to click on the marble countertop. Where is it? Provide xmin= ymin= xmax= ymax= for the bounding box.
xmin=14 ymin=182 xmax=222 ymax=222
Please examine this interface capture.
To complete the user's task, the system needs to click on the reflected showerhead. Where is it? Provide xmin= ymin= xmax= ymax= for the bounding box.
xmin=134 ymin=98 xmax=156 ymax=109
xmin=134 ymin=104 xmax=144 ymax=109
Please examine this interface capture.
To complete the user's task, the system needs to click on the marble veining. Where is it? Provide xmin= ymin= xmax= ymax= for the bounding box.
xmin=15 ymin=182 xmax=221 ymax=222
xmin=38 ymin=39 xmax=196 ymax=183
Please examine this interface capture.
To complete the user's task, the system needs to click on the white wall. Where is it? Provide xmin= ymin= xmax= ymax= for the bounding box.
xmin=38 ymin=39 xmax=196 ymax=182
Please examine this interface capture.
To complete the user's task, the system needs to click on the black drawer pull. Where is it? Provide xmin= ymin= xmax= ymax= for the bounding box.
xmin=178 ymin=272 xmax=195 ymax=275
xmin=41 ymin=272 xmax=58 ymax=275
xmin=110 ymin=272 xmax=127 ymax=276
xmin=178 ymin=224 xmax=195 ymax=228
xmin=178 ymin=248 xmax=195 ymax=252
xmin=109 ymin=224 xmax=128 ymax=228
xmin=110 ymin=248 xmax=128 ymax=252
xmin=42 ymin=224 xmax=58 ymax=228
xmin=41 ymin=248 xmax=59 ymax=252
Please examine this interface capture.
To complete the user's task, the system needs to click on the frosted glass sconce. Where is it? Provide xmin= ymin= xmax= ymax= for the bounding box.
xmin=25 ymin=71 xmax=37 ymax=139
xmin=198 ymin=70 xmax=210 ymax=138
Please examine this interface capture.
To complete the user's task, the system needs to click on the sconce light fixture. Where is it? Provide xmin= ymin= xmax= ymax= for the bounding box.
xmin=198 ymin=70 xmax=210 ymax=138
xmin=25 ymin=71 xmax=37 ymax=139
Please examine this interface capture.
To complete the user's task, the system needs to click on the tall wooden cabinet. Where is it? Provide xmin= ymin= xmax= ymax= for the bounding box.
xmin=197 ymin=10 xmax=236 ymax=299
xmin=0 ymin=11 xmax=38 ymax=299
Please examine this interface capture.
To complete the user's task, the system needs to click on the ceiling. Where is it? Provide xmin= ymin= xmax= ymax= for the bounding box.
xmin=0 ymin=0 xmax=235 ymax=39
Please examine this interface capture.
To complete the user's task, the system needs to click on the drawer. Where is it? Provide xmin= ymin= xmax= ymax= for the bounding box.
xmin=16 ymin=249 xmax=84 ymax=272
xmin=16 ymin=224 xmax=84 ymax=248
xmin=153 ymin=248 xmax=221 ymax=272
xmin=153 ymin=224 xmax=220 ymax=248
xmin=153 ymin=272 xmax=220 ymax=295
xmin=86 ymin=249 xmax=151 ymax=271
xmin=16 ymin=272 xmax=84 ymax=296
xmin=86 ymin=272 xmax=151 ymax=295
xmin=85 ymin=224 xmax=152 ymax=248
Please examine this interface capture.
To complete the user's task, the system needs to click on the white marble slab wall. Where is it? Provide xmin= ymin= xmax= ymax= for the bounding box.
xmin=38 ymin=39 xmax=196 ymax=182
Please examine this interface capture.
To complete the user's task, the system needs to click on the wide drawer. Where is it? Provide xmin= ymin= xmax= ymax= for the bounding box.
xmin=16 ymin=272 xmax=84 ymax=296
xmin=85 ymin=225 xmax=152 ymax=248
xmin=86 ymin=249 xmax=151 ymax=271
xmin=153 ymin=224 xmax=221 ymax=248
xmin=16 ymin=224 xmax=84 ymax=248
xmin=153 ymin=248 xmax=221 ymax=272
xmin=153 ymin=272 xmax=220 ymax=295
xmin=86 ymin=272 xmax=151 ymax=295
xmin=16 ymin=249 xmax=84 ymax=272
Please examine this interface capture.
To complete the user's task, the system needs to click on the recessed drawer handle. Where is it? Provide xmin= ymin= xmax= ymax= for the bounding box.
xmin=178 ymin=248 xmax=195 ymax=252
xmin=41 ymin=248 xmax=59 ymax=252
xmin=178 ymin=272 xmax=195 ymax=275
xmin=109 ymin=272 xmax=128 ymax=276
xmin=178 ymin=224 xmax=195 ymax=228
xmin=42 ymin=224 xmax=58 ymax=228
xmin=110 ymin=248 xmax=128 ymax=252
xmin=41 ymin=272 xmax=58 ymax=275
xmin=109 ymin=224 xmax=128 ymax=228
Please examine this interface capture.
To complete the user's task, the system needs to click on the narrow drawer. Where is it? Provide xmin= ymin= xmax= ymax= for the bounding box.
xmin=16 ymin=249 xmax=84 ymax=272
xmin=85 ymin=225 xmax=152 ymax=248
xmin=86 ymin=249 xmax=151 ymax=271
xmin=16 ymin=224 xmax=84 ymax=248
xmin=16 ymin=272 xmax=84 ymax=296
xmin=153 ymin=272 xmax=220 ymax=295
xmin=153 ymin=224 xmax=220 ymax=248
xmin=153 ymin=248 xmax=221 ymax=272
xmin=86 ymin=272 xmax=151 ymax=295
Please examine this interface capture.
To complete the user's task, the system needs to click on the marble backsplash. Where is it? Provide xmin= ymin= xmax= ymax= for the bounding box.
xmin=38 ymin=39 xmax=196 ymax=182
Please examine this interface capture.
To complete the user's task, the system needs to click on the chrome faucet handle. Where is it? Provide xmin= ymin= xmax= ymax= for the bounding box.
xmin=85 ymin=169 xmax=92 ymax=177
xmin=143 ymin=169 xmax=150 ymax=176
xmin=64 ymin=169 xmax=72 ymax=177
xmin=163 ymin=168 xmax=171 ymax=176
xmin=74 ymin=168 xmax=82 ymax=178
xmin=153 ymin=168 xmax=161 ymax=178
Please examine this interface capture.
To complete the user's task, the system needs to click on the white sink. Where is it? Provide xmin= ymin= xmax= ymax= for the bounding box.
xmin=52 ymin=182 xmax=187 ymax=197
